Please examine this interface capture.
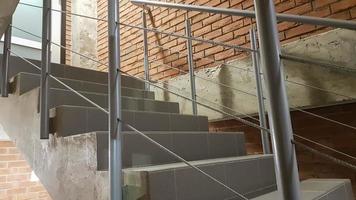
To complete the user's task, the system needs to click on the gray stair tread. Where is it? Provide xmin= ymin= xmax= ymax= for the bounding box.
xmin=47 ymin=88 xmax=178 ymax=113
xmin=5 ymin=55 xmax=143 ymax=86
xmin=95 ymin=131 xmax=246 ymax=169
xmin=252 ymin=179 xmax=354 ymax=200
xmin=124 ymin=154 xmax=270 ymax=172
xmin=10 ymin=72 xmax=150 ymax=95
xmin=51 ymin=105 xmax=209 ymax=137
xmin=123 ymin=154 xmax=276 ymax=200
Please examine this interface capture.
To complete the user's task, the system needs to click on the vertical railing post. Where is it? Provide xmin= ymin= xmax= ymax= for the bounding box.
xmin=40 ymin=0 xmax=52 ymax=139
xmin=185 ymin=19 xmax=198 ymax=115
xmin=142 ymin=10 xmax=150 ymax=91
xmin=253 ymin=0 xmax=300 ymax=199
xmin=1 ymin=22 xmax=12 ymax=97
xmin=108 ymin=0 xmax=123 ymax=199
xmin=250 ymin=28 xmax=271 ymax=154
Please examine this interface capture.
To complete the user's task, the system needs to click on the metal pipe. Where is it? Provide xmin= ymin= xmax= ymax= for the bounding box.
xmin=250 ymin=28 xmax=271 ymax=154
xmin=40 ymin=0 xmax=52 ymax=139
xmin=1 ymin=23 xmax=12 ymax=97
xmin=142 ymin=10 xmax=150 ymax=90
xmin=253 ymin=0 xmax=300 ymax=199
xmin=108 ymin=0 xmax=123 ymax=198
xmin=131 ymin=0 xmax=356 ymax=30
xmin=185 ymin=19 xmax=198 ymax=115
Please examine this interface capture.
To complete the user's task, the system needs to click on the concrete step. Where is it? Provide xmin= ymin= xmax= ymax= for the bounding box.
xmin=4 ymin=55 xmax=144 ymax=87
xmin=10 ymin=72 xmax=150 ymax=96
xmin=96 ymin=131 xmax=246 ymax=169
xmin=50 ymin=105 xmax=209 ymax=137
xmin=123 ymin=155 xmax=276 ymax=200
xmin=252 ymin=179 xmax=354 ymax=200
xmin=46 ymin=88 xmax=178 ymax=113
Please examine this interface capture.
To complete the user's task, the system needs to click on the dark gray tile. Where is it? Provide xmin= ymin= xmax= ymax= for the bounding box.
xmin=235 ymin=134 xmax=246 ymax=155
xmin=170 ymin=114 xmax=197 ymax=131
xmin=87 ymin=108 xmax=108 ymax=132
xmin=148 ymin=170 xmax=177 ymax=200
xmin=123 ymin=133 xmax=174 ymax=168
xmin=326 ymin=185 xmax=347 ymax=200
xmin=258 ymin=157 xmax=276 ymax=188
xmin=122 ymin=111 xmax=136 ymax=131
xmin=175 ymin=164 xmax=229 ymax=200
xmin=96 ymin=132 xmax=109 ymax=170
xmin=122 ymin=98 xmax=139 ymax=111
xmin=134 ymin=112 xmax=170 ymax=131
xmin=54 ymin=106 xmax=87 ymax=136
xmin=226 ymin=158 xmax=260 ymax=194
xmin=198 ymin=116 xmax=209 ymax=131
xmin=208 ymin=133 xmax=240 ymax=159
xmin=172 ymin=133 xmax=209 ymax=161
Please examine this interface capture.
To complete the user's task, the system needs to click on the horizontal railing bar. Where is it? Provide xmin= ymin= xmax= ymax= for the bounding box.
xmin=152 ymin=42 xmax=254 ymax=73
xmin=281 ymin=54 xmax=356 ymax=74
xmin=10 ymin=45 xmax=356 ymax=169
xmin=9 ymin=49 xmax=247 ymax=200
xmin=293 ymin=140 xmax=356 ymax=171
xmin=150 ymin=42 xmax=355 ymax=100
xmin=17 ymin=2 xmax=255 ymax=53
xmin=293 ymin=134 xmax=356 ymax=161
xmin=119 ymin=22 xmax=256 ymax=52
xmin=123 ymin=122 xmax=249 ymax=199
xmin=149 ymin=59 xmax=259 ymax=98
xmin=131 ymin=0 xmax=356 ymax=30
xmin=9 ymin=50 xmax=109 ymax=114
xmin=150 ymin=73 xmax=261 ymax=123
xmin=291 ymin=106 xmax=356 ymax=131
xmin=12 ymin=24 xmax=356 ymax=133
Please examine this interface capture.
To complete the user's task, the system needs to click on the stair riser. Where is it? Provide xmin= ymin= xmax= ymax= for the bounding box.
xmin=51 ymin=107 xmax=209 ymax=137
xmin=6 ymin=55 xmax=144 ymax=86
xmin=96 ymin=132 xmax=246 ymax=169
xmin=47 ymin=89 xmax=178 ymax=113
xmin=123 ymin=156 xmax=276 ymax=200
xmin=12 ymin=73 xmax=148 ymax=96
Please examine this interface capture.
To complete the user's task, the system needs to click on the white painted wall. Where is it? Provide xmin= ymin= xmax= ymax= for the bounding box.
xmin=1 ymin=0 xmax=62 ymax=62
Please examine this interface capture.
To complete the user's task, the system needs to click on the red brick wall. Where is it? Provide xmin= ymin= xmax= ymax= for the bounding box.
xmin=209 ymin=101 xmax=356 ymax=196
xmin=65 ymin=0 xmax=72 ymax=65
xmin=0 ymin=141 xmax=52 ymax=200
xmin=95 ymin=0 xmax=356 ymax=79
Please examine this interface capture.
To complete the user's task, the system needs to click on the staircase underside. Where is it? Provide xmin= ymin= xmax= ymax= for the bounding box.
xmin=0 ymin=0 xmax=18 ymax=37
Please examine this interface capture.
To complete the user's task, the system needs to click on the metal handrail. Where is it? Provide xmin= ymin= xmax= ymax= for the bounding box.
xmin=119 ymin=22 xmax=255 ymax=52
xmin=10 ymin=48 xmax=356 ymax=169
xmin=147 ymin=40 xmax=355 ymax=100
xmin=11 ymin=23 xmax=356 ymax=142
xmin=19 ymin=1 xmax=356 ymax=75
xmin=8 ymin=49 xmax=248 ymax=200
xmin=131 ymin=0 xmax=356 ymax=30
xmin=6 ymin=2 xmax=356 ymax=199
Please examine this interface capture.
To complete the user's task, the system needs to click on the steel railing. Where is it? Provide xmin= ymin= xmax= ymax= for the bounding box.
xmin=1 ymin=1 xmax=356 ymax=200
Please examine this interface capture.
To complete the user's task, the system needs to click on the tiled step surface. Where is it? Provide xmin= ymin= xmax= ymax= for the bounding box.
xmin=123 ymin=155 xmax=276 ymax=200
xmin=96 ymin=131 xmax=246 ymax=169
xmin=10 ymin=72 xmax=150 ymax=95
xmin=5 ymin=55 xmax=144 ymax=86
xmin=51 ymin=105 xmax=209 ymax=137
xmin=252 ymin=179 xmax=354 ymax=200
xmin=46 ymin=88 xmax=178 ymax=113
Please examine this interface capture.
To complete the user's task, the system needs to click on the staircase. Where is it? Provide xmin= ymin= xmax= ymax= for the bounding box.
xmin=0 ymin=56 xmax=353 ymax=200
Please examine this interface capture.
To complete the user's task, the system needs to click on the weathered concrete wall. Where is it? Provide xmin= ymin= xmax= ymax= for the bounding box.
xmin=152 ymin=29 xmax=356 ymax=120
xmin=71 ymin=0 xmax=98 ymax=69
xmin=0 ymin=88 xmax=108 ymax=200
